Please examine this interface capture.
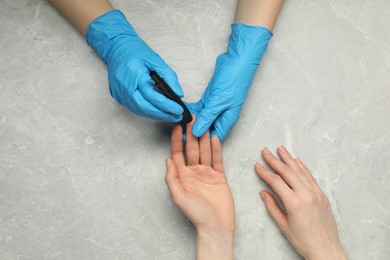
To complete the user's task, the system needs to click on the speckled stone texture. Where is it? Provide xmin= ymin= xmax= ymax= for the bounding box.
xmin=1 ymin=0 xmax=389 ymax=259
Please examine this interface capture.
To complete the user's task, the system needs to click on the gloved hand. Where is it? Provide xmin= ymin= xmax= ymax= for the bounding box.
xmin=86 ymin=10 xmax=184 ymax=122
xmin=187 ymin=23 xmax=273 ymax=140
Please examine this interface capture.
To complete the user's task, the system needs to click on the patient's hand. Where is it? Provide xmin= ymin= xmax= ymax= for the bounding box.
xmin=165 ymin=117 xmax=235 ymax=260
xmin=255 ymin=146 xmax=347 ymax=260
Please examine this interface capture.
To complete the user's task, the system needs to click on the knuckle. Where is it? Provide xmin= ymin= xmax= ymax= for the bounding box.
xmin=321 ymin=194 xmax=330 ymax=207
xmin=278 ymin=221 xmax=289 ymax=233
xmin=316 ymin=194 xmax=325 ymax=203
xmin=121 ymin=59 xmax=141 ymax=74
xmin=282 ymin=165 xmax=293 ymax=174
xmin=269 ymin=157 xmax=280 ymax=166
xmin=288 ymin=198 xmax=301 ymax=212
xmin=270 ymin=174 xmax=283 ymax=184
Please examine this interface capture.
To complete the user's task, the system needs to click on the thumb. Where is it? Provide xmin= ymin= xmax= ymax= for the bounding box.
xmin=192 ymin=105 xmax=222 ymax=137
xmin=210 ymin=107 xmax=241 ymax=141
xmin=184 ymin=101 xmax=203 ymax=117
xmin=153 ymin=67 xmax=184 ymax=98
xmin=165 ymin=158 xmax=184 ymax=205
xmin=260 ymin=190 xmax=288 ymax=233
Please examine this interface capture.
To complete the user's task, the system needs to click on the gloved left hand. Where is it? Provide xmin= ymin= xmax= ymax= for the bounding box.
xmin=187 ymin=23 xmax=273 ymax=140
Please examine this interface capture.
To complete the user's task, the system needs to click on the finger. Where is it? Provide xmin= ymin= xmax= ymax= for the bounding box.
xmin=211 ymin=136 xmax=224 ymax=173
xmin=262 ymin=148 xmax=303 ymax=189
xmin=210 ymin=107 xmax=240 ymax=141
xmin=277 ymin=146 xmax=309 ymax=184
xmin=199 ymin=130 xmax=212 ymax=166
xmin=192 ymin=105 xmax=222 ymax=137
xmin=165 ymin=158 xmax=185 ymax=205
xmin=138 ymin=77 xmax=184 ymax=115
xmin=184 ymin=101 xmax=203 ymax=118
xmin=186 ymin=116 xmax=200 ymax=166
xmin=171 ymin=124 xmax=185 ymax=168
xmin=181 ymin=132 xmax=186 ymax=142
xmin=133 ymin=90 xmax=182 ymax=122
xmin=260 ymin=190 xmax=288 ymax=232
xmin=295 ymin=157 xmax=321 ymax=188
xmin=152 ymin=66 xmax=184 ymax=97
xmin=255 ymin=163 xmax=292 ymax=203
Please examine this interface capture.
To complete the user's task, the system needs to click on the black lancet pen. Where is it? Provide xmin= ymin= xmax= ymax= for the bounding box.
xmin=150 ymin=71 xmax=192 ymax=124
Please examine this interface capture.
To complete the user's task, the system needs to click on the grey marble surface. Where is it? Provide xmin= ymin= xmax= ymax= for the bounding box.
xmin=1 ymin=0 xmax=389 ymax=259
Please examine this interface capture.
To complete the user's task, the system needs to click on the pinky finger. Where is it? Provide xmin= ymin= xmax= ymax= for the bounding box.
xmin=260 ymin=190 xmax=288 ymax=233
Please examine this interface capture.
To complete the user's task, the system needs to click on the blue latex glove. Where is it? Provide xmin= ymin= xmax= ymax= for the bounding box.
xmin=86 ymin=10 xmax=184 ymax=122
xmin=187 ymin=23 xmax=273 ymax=140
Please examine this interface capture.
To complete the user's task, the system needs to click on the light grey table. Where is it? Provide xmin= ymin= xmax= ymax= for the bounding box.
xmin=1 ymin=0 xmax=389 ymax=259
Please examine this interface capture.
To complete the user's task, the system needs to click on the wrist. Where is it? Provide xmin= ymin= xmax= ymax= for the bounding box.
xmin=86 ymin=10 xmax=137 ymax=61
xmin=306 ymin=245 xmax=347 ymax=260
xmin=196 ymin=227 xmax=234 ymax=260
xmin=228 ymin=23 xmax=272 ymax=60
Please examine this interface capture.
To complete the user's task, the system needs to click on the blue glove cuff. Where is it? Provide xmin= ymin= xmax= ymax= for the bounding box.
xmin=228 ymin=23 xmax=273 ymax=61
xmin=86 ymin=10 xmax=137 ymax=62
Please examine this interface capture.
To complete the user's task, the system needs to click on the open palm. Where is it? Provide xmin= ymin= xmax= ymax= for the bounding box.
xmin=165 ymin=119 xmax=235 ymax=232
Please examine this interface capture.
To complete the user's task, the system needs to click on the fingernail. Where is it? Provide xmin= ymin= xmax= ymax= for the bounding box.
xmin=211 ymin=131 xmax=223 ymax=142
xmin=279 ymin=145 xmax=287 ymax=153
xmin=263 ymin=147 xmax=271 ymax=155
xmin=211 ymin=135 xmax=220 ymax=143
xmin=260 ymin=191 xmax=266 ymax=201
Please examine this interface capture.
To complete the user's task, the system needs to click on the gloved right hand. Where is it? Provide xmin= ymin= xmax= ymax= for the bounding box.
xmin=86 ymin=10 xmax=184 ymax=122
xmin=186 ymin=24 xmax=273 ymax=141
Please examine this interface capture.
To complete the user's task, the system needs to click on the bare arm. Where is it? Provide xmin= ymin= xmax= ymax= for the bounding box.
xmin=235 ymin=0 xmax=284 ymax=30
xmin=48 ymin=0 xmax=113 ymax=36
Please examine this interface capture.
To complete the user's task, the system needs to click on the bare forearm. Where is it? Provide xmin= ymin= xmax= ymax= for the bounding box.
xmin=307 ymin=246 xmax=348 ymax=260
xmin=48 ymin=0 xmax=113 ymax=36
xmin=235 ymin=0 xmax=284 ymax=30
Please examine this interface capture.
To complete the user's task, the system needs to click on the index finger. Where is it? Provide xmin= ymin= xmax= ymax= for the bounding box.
xmin=262 ymin=148 xmax=303 ymax=189
xmin=171 ymin=124 xmax=185 ymax=168
xmin=255 ymin=163 xmax=293 ymax=203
